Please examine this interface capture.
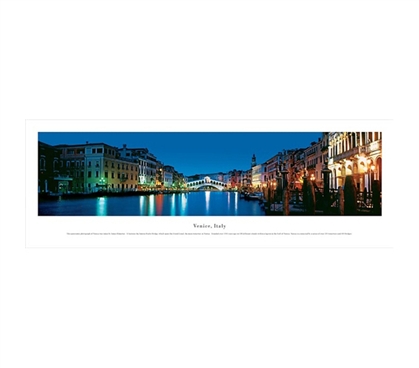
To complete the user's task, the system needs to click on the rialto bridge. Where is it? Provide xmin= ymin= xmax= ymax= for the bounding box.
xmin=186 ymin=176 xmax=227 ymax=191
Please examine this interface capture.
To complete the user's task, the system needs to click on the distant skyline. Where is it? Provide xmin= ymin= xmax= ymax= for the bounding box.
xmin=38 ymin=132 xmax=322 ymax=176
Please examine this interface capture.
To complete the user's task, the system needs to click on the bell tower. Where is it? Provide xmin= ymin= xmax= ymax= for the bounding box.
xmin=251 ymin=154 xmax=256 ymax=167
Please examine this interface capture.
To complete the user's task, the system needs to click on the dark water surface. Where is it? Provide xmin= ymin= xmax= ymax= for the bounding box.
xmin=38 ymin=191 xmax=265 ymax=216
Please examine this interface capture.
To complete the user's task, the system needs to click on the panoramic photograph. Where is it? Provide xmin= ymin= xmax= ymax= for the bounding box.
xmin=38 ymin=132 xmax=382 ymax=216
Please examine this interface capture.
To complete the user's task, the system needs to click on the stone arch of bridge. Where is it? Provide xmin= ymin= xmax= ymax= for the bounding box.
xmin=192 ymin=183 xmax=224 ymax=191
xmin=186 ymin=180 xmax=227 ymax=191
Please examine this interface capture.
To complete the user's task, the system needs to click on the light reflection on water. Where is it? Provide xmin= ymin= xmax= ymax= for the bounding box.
xmin=139 ymin=196 xmax=145 ymax=212
xmin=205 ymin=191 xmax=210 ymax=215
xmin=39 ymin=191 xmax=265 ymax=216
xmin=171 ymin=194 xmax=176 ymax=216
xmin=148 ymin=194 xmax=156 ymax=216
xmin=181 ymin=193 xmax=187 ymax=214
xmin=96 ymin=197 xmax=107 ymax=216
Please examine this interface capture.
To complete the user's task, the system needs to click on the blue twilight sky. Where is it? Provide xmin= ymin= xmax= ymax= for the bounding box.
xmin=38 ymin=132 xmax=322 ymax=176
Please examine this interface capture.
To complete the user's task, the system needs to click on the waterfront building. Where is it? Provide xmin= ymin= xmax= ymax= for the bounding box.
xmin=227 ymin=170 xmax=242 ymax=189
xmin=328 ymin=132 xmax=382 ymax=191
xmin=218 ymin=173 xmax=224 ymax=183
xmin=251 ymin=164 xmax=263 ymax=190
xmin=280 ymin=149 xmax=295 ymax=172
xmin=163 ymin=165 xmax=175 ymax=188
xmin=172 ymin=171 xmax=185 ymax=189
xmin=141 ymin=151 xmax=158 ymax=188
xmin=291 ymin=149 xmax=305 ymax=189
xmin=304 ymin=134 xmax=328 ymax=187
xmin=241 ymin=169 xmax=252 ymax=189
xmin=226 ymin=171 xmax=233 ymax=188
xmin=56 ymin=143 xmax=138 ymax=193
xmin=118 ymin=145 xmax=158 ymax=189
xmin=38 ymin=141 xmax=63 ymax=193
xmin=156 ymin=161 xmax=164 ymax=188
xmin=263 ymin=153 xmax=282 ymax=182
xmin=235 ymin=170 xmax=243 ymax=190
xmin=186 ymin=174 xmax=200 ymax=182
xmin=250 ymin=154 xmax=263 ymax=190
xmin=262 ymin=153 xmax=282 ymax=200
xmin=55 ymin=143 xmax=87 ymax=193
xmin=278 ymin=148 xmax=305 ymax=190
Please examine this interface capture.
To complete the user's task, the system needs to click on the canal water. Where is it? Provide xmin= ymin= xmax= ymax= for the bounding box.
xmin=38 ymin=191 xmax=265 ymax=216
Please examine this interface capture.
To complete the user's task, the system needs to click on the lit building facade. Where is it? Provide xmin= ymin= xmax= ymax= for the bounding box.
xmin=249 ymin=154 xmax=263 ymax=190
xmin=241 ymin=169 xmax=252 ymax=189
xmin=278 ymin=149 xmax=304 ymax=190
xmin=251 ymin=164 xmax=263 ymax=190
xmin=163 ymin=165 xmax=174 ymax=188
xmin=263 ymin=153 xmax=281 ymax=183
xmin=118 ymin=146 xmax=158 ymax=188
xmin=291 ymin=149 xmax=305 ymax=189
xmin=57 ymin=143 xmax=139 ymax=193
xmin=155 ymin=161 xmax=164 ymax=188
xmin=328 ymin=132 xmax=382 ymax=191
xmin=304 ymin=134 xmax=328 ymax=186
xmin=227 ymin=170 xmax=242 ymax=189
xmin=262 ymin=153 xmax=281 ymax=200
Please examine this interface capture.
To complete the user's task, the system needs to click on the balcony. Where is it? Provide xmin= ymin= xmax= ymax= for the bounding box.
xmin=332 ymin=146 xmax=360 ymax=162
xmin=53 ymin=175 xmax=73 ymax=181
xmin=360 ymin=140 xmax=382 ymax=154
